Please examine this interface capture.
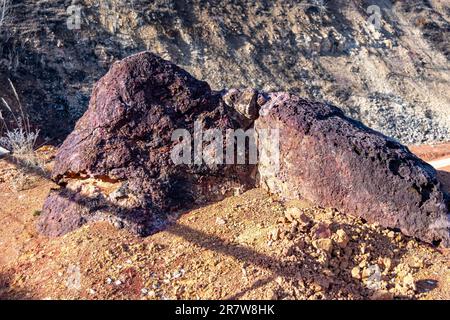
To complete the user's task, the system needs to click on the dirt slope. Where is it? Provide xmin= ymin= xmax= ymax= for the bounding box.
xmin=0 ymin=144 xmax=448 ymax=300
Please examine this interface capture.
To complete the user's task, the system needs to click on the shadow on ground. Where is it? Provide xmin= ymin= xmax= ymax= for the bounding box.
xmin=0 ymin=272 xmax=30 ymax=300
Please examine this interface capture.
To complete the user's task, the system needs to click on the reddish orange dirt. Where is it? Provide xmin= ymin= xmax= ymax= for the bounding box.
xmin=409 ymin=143 xmax=450 ymax=189
xmin=409 ymin=143 xmax=450 ymax=162
xmin=0 ymin=144 xmax=449 ymax=300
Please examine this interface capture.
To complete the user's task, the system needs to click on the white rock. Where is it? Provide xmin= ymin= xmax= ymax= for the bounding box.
xmin=215 ymin=217 xmax=226 ymax=225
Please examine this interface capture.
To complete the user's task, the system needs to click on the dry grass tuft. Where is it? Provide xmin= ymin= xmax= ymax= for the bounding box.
xmin=0 ymin=0 xmax=10 ymax=28
xmin=0 ymin=79 xmax=43 ymax=190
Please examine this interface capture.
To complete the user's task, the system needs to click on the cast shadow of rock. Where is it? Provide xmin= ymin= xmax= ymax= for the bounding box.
xmin=0 ymin=271 xmax=31 ymax=300
xmin=415 ymin=279 xmax=439 ymax=294
xmin=168 ymin=217 xmax=423 ymax=299
xmin=167 ymin=222 xmax=376 ymax=299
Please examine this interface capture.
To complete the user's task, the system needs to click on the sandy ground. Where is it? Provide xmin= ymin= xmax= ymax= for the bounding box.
xmin=0 ymin=144 xmax=448 ymax=300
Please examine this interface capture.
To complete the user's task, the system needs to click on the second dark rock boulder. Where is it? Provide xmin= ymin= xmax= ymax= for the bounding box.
xmin=255 ymin=93 xmax=450 ymax=246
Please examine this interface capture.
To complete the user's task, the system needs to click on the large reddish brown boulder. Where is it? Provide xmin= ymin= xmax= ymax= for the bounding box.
xmin=255 ymin=93 xmax=450 ymax=247
xmin=38 ymin=51 xmax=449 ymax=247
xmin=37 ymin=52 xmax=255 ymax=236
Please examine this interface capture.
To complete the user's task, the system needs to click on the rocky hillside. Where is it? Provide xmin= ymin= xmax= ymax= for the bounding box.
xmin=0 ymin=0 xmax=449 ymax=144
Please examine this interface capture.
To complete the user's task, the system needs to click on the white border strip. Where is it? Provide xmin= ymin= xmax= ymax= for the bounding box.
xmin=0 ymin=146 xmax=10 ymax=158
xmin=428 ymin=157 xmax=450 ymax=169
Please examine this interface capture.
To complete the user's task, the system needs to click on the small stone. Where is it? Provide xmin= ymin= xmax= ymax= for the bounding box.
xmin=106 ymin=277 xmax=112 ymax=284
xmin=411 ymin=257 xmax=424 ymax=268
xmin=370 ymin=290 xmax=393 ymax=300
xmin=238 ymin=89 xmax=258 ymax=119
xmin=233 ymin=187 xmax=243 ymax=196
xmin=173 ymin=269 xmax=184 ymax=279
xmin=270 ymin=228 xmax=281 ymax=241
xmin=215 ymin=217 xmax=226 ymax=225
xmin=383 ymin=39 xmax=393 ymax=49
xmin=113 ymin=220 xmax=124 ymax=229
xmin=297 ymin=213 xmax=312 ymax=231
xmin=370 ymin=222 xmax=380 ymax=229
xmin=381 ymin=257 xmax=392 ymax=273
xmin=360 ymin=243 xmax=367 ymax=254
xmin=351 ymin=266 xmax=361 ymax=279
xmin=141 ymin=288 xmax=148 ymax=295
xmin=298 ymin=213 xmax=310 ymax=224
xmin=364 ymin=267 xmax=383 ymax=290
xmin=395 ymin=263 xmax=411 ymax=279
xmin=114 ymin=280 xmax=122 ymax=286
xmin=313 ymin=223 xmax=332 ymax=239
xmin=285 ymin=207 xmax=302 ymax=219
xmin=362 ymin=267 xmax=372 ymax=279
xmin=407 ymin=240 xmax=417 ymax=249
xmin=403 ymin=274 xmax=416 ymax=291
xmin=334 ymin=229 xmax=349 ymax=248
xmin=312 ymin=238 xmax=333 ymax=254
xmin=290 ymin=224 xmax=298 ymax=234
xmin=284 ymin=210 xmax=294 ymax=222
xmin=311 ymin=282 xmax=323 ymax=293
xmin=325 ymin=208 xmax=334 ymax=217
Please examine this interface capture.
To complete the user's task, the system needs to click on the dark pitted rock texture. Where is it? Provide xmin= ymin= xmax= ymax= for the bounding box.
xmin=37 ymin=52 xmax=255 ymax=237
xmin=255 ymin=93 xmax=450 ymax=247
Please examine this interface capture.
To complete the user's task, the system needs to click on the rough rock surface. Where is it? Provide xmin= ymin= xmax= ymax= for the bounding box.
xmin=37 ymin=52 xmax=255 ymax=237
xmin=255 ymin=94 xmax=450 ymax=246
xmin=38 ymin=52 xmax=449 ymax=247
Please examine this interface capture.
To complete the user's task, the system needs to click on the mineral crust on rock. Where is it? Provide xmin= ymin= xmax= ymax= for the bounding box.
xmin=38 ymin=52 xmax=449 ymax=247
